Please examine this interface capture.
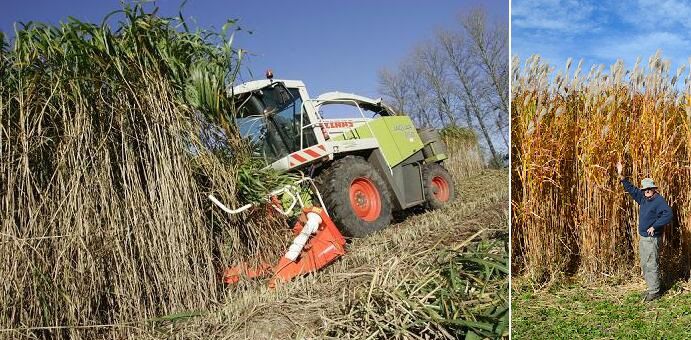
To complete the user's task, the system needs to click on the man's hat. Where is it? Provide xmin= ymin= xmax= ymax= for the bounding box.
xmin=640 ymin=178 xmax=657 ymax=190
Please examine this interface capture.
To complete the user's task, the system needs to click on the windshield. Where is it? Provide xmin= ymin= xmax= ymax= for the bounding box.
xmin=234 ymin=84 xmax=316 ymax=163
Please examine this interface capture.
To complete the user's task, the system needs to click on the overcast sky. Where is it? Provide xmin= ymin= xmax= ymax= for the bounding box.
xmin=512 ymin=0 xmax=691 ymax=73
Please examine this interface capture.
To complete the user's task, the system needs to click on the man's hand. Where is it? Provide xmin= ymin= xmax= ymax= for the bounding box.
xmin=647 ymin=227 xmax=655 ymax=236
xmin=616 ymin=160 xmax=624 ymax=179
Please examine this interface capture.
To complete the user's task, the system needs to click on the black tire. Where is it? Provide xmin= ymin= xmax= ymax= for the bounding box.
xmin=315 ymin=156 xmax=392 ymax=237
xmin=423 ymin=163 xmax=455 ymax=210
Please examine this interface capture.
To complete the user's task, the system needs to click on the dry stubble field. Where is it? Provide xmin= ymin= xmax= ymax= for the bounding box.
xmin=142 ymin=169 xmax=509 ymax=339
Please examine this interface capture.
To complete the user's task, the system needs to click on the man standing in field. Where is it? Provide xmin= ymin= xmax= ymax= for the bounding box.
xmin=616 ymin=161 xmax=672 ymax=302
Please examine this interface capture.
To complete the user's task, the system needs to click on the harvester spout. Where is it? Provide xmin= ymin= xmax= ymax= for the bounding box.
xmin=284 ymin=212 xmax=323 ymax=261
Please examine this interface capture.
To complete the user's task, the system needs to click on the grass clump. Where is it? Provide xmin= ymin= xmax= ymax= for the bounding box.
xmin=0 ymin=4 xmax=289 ymax=339
xmin=441 ymin=126 xmax=485 ymax=177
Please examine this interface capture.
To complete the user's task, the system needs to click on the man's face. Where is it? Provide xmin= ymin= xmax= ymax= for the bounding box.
xmin=644 ymin=188 xmax=655 ymax=198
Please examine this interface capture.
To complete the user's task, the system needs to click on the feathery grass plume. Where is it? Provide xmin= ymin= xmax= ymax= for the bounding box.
xmin=0 ymin=4 xmax=291 ymax=339
xmin=512 ymin=53 xmax=691 ymax=285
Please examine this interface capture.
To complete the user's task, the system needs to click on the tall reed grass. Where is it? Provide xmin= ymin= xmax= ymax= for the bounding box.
xmin=512 ymin=52 xmax=691 ymax=284
xmin=0 ymin=5 xmax=289 ymax=339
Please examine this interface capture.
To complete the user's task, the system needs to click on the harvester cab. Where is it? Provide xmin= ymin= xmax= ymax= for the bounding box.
xmin=232 ymin=80 xmax=321 ymax=165
xmin=211 ymin=75 xmax=456 ymax=286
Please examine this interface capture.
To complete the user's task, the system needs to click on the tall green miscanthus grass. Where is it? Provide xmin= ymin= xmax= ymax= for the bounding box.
xmin=0 ymin=4 xmax=290 ymax=339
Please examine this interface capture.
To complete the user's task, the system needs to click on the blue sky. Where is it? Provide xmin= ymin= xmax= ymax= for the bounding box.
xmin=1 ymin=0 xmax=508 ymax=98
xmin=512 ymin=0 xmax=691 ymax=72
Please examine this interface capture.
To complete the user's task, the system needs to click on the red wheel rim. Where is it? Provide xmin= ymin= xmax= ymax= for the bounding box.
xmin=349 ymin=177 xmax=381 ymax=222
xmin=432 ymin=176 xmax=450 ymax=202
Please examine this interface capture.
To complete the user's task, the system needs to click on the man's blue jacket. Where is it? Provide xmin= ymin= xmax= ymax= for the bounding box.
xmin=621 ymin=178 xmax=673 ymax=237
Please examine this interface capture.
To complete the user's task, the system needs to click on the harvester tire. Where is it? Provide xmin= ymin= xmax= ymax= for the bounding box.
xmin=423 ymin=163 xmax=455 ymax=210
xmin=316 ymin=156 xmax=392 ymax=237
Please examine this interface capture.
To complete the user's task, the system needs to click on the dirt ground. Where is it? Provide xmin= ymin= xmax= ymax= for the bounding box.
xmin=142 ymin=169 xmax=509 ymax=339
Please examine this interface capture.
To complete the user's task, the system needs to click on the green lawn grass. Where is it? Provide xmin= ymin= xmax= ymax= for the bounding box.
xmin=512 ymin=281 xmax=691 ymax=339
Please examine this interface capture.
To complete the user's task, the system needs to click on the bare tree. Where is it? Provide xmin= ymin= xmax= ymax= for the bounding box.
xmin=412 ymin=42 xmax=458 ymax=126
xmin=379 ymin=58 xmax=436 ymax=127
xmin=378 ymin=68 xmax=409 ymax=115
xmin=399 ymin=58 xmax=435 ymax=127
xmin=437 ymin=29 xmax=500 ymax=162
xmin=462 ymin=8 xmax=509 ymax=147
xmin=376 ymin=6 xmax=508 ymax=161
